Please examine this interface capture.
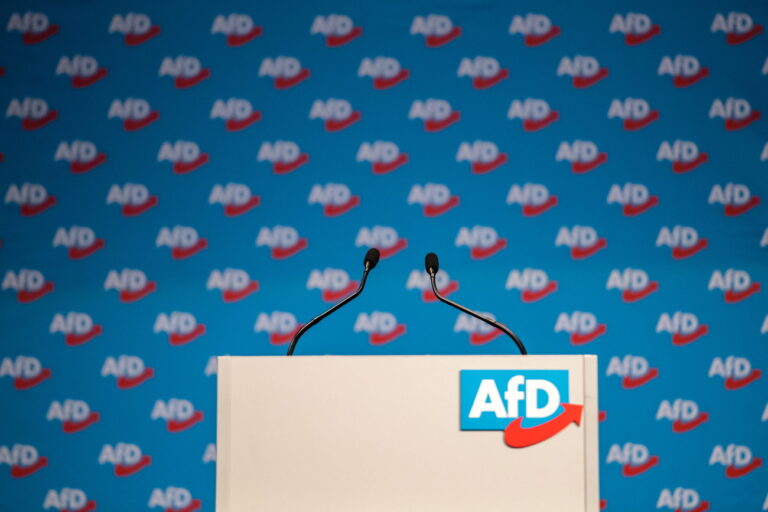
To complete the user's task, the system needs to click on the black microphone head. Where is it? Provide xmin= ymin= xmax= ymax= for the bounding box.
xmin=364 ymin=248 xmax=380 ymax=270
xmin=425 ymin=252 xmax=439 ymax=274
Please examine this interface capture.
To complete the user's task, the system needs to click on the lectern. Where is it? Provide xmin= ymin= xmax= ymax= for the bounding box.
xmin=217 ymin=355 xmax=599 ymax=511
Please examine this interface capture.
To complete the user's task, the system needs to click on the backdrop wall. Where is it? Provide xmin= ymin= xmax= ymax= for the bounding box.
xmin=1 ymin=1 xmax=767 ymax=511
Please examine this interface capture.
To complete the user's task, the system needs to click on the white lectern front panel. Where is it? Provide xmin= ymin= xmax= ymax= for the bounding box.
xmin=217 ymin=355 xmax=598 ymax=512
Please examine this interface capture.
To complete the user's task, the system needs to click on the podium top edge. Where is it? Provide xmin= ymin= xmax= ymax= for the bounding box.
xmin=217 ymin=354 xmax=597 ymax=361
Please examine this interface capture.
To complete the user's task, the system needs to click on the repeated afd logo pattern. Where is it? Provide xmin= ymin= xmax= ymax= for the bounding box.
xmin=1 ymin=2 xmax=767 ymax=511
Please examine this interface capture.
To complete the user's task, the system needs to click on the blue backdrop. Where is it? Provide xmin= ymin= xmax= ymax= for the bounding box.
xmin=1 ymin=1 xmax=767 ymax=511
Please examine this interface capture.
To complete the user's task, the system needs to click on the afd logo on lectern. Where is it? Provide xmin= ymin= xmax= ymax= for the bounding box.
xmin=460 ymin=370 xmax=582 ymax=448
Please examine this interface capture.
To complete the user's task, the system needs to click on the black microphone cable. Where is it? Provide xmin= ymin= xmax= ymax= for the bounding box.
xmin=425 ymin=252 xmax=527 ymax=355
xmin=286 ymin=248 xmax=380 ymax=356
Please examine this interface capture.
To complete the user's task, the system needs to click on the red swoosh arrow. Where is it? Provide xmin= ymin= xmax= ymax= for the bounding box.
xmin=524 ymin=26 xmax=560 ymax=47
xmin=470 ymin=238 xmax=507 ymax=259
xmin=724 ymin=111 xmax=760 ymax=131
xmin=325 ymin=111 xmax=361 ymax=132
xmin=623 ymin=110 xmax=659 ymax=131
xmin=378 ymin=239 xmax=408 ymax=259
xmin=326 ymin=27 xmax=362 ymax=47
xmin=72 ymin=68 xmax=108 ymax=88
xmin=622 ymin=455 xmax=659 ymax=476
xmin=504 ymin=403 xmax=582 ymax=447
xmin=123 ymin=111 xmax=159 ymax=131
xmin=672 ymin=412 xmax=708 ymax=433
xmin=23 ymin=25 xmax=59 ymax=44
xmin=116 ymin=367 xmax=154 ymax=389
xmin=423 ymin=195 xmax=460 ymax=216
xmin=727 ymin=25 xmax=763 ymax=45
xmin=625 ymin=25 xmax=660 ymax=45
xmin=174 ymin=69 xmax=211 ymax=89
xmin=674 ymin=67 xmax=709 ymax=88
xmin=222 ymin=281 xmax=259 ymax=302
xmin=621 ymin=281 xmax=659 ymax=302
xmin=671 ymin=324 xmax=708 ymax=346
xmin=724 ymin=282 xmax=761 ymax=303
xmin=64 ymin=499 xmax=97 ymax=512
xmin=322 ymin=281 xmax=358 ymax=302
xmin=271 ymin=238 xmax=308 ymax=259
xmin=724 ymin=196 xmax=760 ymax=216
xmin=169 ymin=324 xmax=206 ymax=346
xmin=372 ymin=153 xmax=408 ymax=174
xmin=672 ymin=153 xmax=708 ymax=173
xmin=275 ymin=68 xmax=310 ymax=89
xmin=20 ymin=196 xmax=57 ymax=216
xmin=114 ymin=454 xmax=151 ymax=476
xmin=570 ymin=324 xmax=607 ymax=345
xmin=571 ymin=238 xmax=607 ymax=259
xmin=672 ymin=238 xmax=707 ymax=259
xmin=65 ymin=325 xmax=103 ymax=346
xmin=572 ymin=68 xmax=609 ymax=88
xmin=425 ymin=27 xmax=461 ymax=47
xmin=17 ymin=281 xmax=54 ymax=302
xmin=373 ymin=69 xmax=409 ymax=89
xmin=122 ymin=196 xmax=158 ymax=216
xmin=472 ymin=153 xmax=508 ymax=174
xmin=572 ymin=152 xmax=607 ymax=173
xmin=10 ymin=456 xmax=48 ymax=477
xmin=22 ymin=110 xmax=58 ymax=130
xmin=725 ymin=458 xmax=762 ymax=477
xmin=69 ymin=239 xmax=105 ymax=259
xmin=523 ymin=111 xmax=558 ymax=131
xmin=23 ymin=109 xmax=58 ymax=131
xmin=224 ymin=196 xmax=260 ymax=216
xmin=422 ymin=281 xmax=459 ymax=302
xmin=370 ymin=324 xmax=407 ymax=345
xmin=274 ymin=153 xmax=309 ymax=174
xmin=522 ymin=195 xmax=558 ymax=216
xmin=598 ymin=411 xmax=607 ymax=422
xmin=621 ymin=367 xmax=659 ymax=388
xmin=14 ymin=368 xmax=52 ymax=389
xmin=125 ymin=26 xmax=160 ymax=46
xmin=323 ymin=196 xmax=360 ymax=216
xmin=70 ymin=153 xmax=107 ymax=173
xmin=167 ymin=410 xmax=204 ymax=432
xmin=227 ymin=26 xmax=263 ymax=46
xmin=473 ymin=69 xmax=509 ymax=89
xmin=119 ymin=281 xmax=157 ymax=302
xmin=521 ymin=280 xmax=558 ymax=302
xmin=469 ymin=329 xmax=502 ymax=345
xmin=424 ymin=111 xmax=460 ymax=132
xmin=675 ymin=501 xmax=709 ymax=512
xmin=171 ymin=239 xmax=208 ymax=259
xmin=63 ymin=411 xmax=100 ymax=433
xmin=168 ymin=498 xmax=202 ymax=512
xmin=269 ymin=325 xmax=303 ymax=345
xmin=226 ymin=111 xmax=261 ymax=131
xmin=724 ymin=369 xmax=761 ymax=390
xmin=173 ymin=153 xmax=209 ymax=174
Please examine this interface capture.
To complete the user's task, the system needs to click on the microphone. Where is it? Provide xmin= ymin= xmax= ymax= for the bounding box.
xmin=425 ymin=252 xmax=527 ymax=355
xmin=286 ymin=248 xmax=380 ymax=356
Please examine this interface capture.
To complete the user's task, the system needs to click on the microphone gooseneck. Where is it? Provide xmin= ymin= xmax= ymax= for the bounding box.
xmin=287 ymin=248 xmax=380 ymax=356
xmin=424 ymin=252 xmax=527 ymax=355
